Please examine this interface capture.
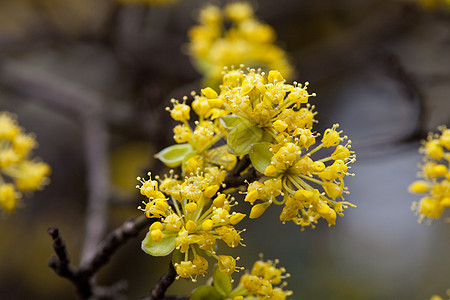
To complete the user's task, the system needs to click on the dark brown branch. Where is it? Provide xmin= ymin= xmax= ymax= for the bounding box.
xmin=48 ymin=214 xmax=153 ymax=299
xmin=148 ymin=261 xmax=177 ymax=300
xmin=47 ymin=227 xmax=77 ymax=280
xmin=82 ymin=214 xmax=152 ymax=277
xmin=47 ymin=227 xmax=92 ymax=298
xmin=222 ymin=155 xmax=259 ymax=192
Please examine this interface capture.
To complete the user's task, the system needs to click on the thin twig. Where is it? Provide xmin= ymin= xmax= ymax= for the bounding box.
xmin=82 ymin=214 xmax=152 ymax=277
xmin=48 ymin=214 xmax=152 ymax=299
xmin=148 ymin=261 xmax=177 ymax=300
xmin=47 ymin=227 xmax=92 ymax=298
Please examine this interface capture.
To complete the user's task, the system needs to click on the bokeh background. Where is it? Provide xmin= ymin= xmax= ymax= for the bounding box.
xmin=0 ymin=0 xmax=449 ymax=299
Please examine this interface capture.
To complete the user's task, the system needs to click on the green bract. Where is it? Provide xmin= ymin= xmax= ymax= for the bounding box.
xmin=220 ymin=114 xmax=247 ymax=130
xmin=204 ymin=145 xmax=236 ymax=170
xmin=213 ymin=265 xmax=232 ymax=296
xmin=190 ymin=285 xmax=222 ymax=300
xmin=249 ymin=142 xmax=273 ymax=173
xmin=227 ymin=121 xmax=263 ymax=156
xmin=155 ymin=143 xmax=194 ymax=167
xmin=141 ymin=231 xmax=176 ymax=256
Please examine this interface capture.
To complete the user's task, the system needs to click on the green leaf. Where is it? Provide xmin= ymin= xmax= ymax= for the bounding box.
xmin=220 ymin=114 xmax=247 ymax=130
xmin=141 ymin=231 xmax=176 ymax=257
xmin=227 ymin=122 xmax=263 ymax=156
xmin=213 ymin=265 xmax=232 ymax=297
xmin=155 ymin=143 xmax=194 ymax=167
xmin=249 ymin=142 xmax=274 ymax=173
xmin=261 ymin=130 xmax=274 ymax=143
xmin=190 ymin=285 xmax=223 ymax=300
xmin=204 ymin=145 xmax=237 ymax=170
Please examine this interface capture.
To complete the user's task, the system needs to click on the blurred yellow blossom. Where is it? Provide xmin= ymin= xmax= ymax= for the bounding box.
xmin=409 ymin=126 xmax=450 ymax=223
xmin=117 ymin=0 xmax=178 ymax=5
xmin=416 ymin=0 xmax=450 ymax=10
xmin=187 ymin=2 xmax=293 ymax=87
xmin=0 ymin=112 xmax=50 ymax=214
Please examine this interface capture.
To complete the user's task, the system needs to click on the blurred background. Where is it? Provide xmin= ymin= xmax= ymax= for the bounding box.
xmin=0 ymin=0 xmax=449 ymax=299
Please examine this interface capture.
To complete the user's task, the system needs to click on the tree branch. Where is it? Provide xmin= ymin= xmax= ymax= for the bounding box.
xmin=222 ymin=155 xmax=259 ymax=192
xmin=48 ymin=214 xmax=153 ymax=299
xmin=148 ymin=261 xmax=177 ymax=300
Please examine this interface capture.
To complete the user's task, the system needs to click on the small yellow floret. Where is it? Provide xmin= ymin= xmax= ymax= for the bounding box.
xmin=425 ymin=140 xmax=444 ymax=160
xmin=218 ymin=255 xmax=236 ymax=275
xmin=230 ymin=213 xmax=246 ymax=225
xmin=150 ymin=221 xmax=164 ymax=231
xmin=213 ymin=193 xmax=226 ymax=207
xmin=440 ymin=197 xmax=450 ymax=208
xmin=201 ymin=219 xmax=214 ymax=231
xmin=186 ymin=220 xmax=198 ymax=233
xmin=185 ymin=202 xmax=198 ymax=213
xmin=321 ymin=126 xmax=341 ymax=147
xmin=273 ymin=120 xmax=288 ymax=133
xmin=204 ymin=185 xmax=220 ymax=198
xmin=201 ymin=87 xmax=218 ymax=99
xmin=250 ymin=202 xmax=270 ymax=219
xmin=408 ymin=181 xmax=430 ymax=194
xmin=0 ymin=184 xmax=18 ymax=214
xmin=151 ymin=229 xmax=163 ymax=242
xmin=419 ymin=197 xmax=444 ymax=218
xmin=245 ymin=189 xmax=259 ymax=204
xmin=264 ymin=165 xmax=277 ymax=177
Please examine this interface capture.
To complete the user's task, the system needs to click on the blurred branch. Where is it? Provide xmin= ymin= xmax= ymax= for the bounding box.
xmin=48 ymin=214 xmax=152 ymax=299
xmin=379 ymin=51 xmax=427 ymax=140
xmin=0 ymin=58 xmax=110 ymax=265
xmin=80 ymin=113 xmax=110 ymax=266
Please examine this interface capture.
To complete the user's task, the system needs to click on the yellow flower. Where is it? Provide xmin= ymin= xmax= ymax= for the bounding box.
xmin=139 ymin=171 xmax=245 ymax=280
xmin=0 ymin=183 xmax=19 ymax=214
xmin=187 ymin=2 xmax=293 ymax=87
xmin=160 ymin=93 xmax=235 ymax=175
xmin=230 ymin=257 xmax=292 ymax=299
xmin=409 ymin=126 xmax=450 ymax=223
xmin=213 ymin=69 xmax=356 ymax=228
xmin=0 ymin=112 xmax=51 ymax=214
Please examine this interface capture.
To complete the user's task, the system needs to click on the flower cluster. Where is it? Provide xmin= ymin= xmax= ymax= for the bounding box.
xmin=0 ymin=112 xmax=51 ymax=214
xmin=138 ymin=171 xmax=245 ymax=281
xmin=232 ymin=258 xmax=292 ymax=300
xmin=416 ymin=0 xmax=450 ymax=10
xmin=190 ymin=256 xmax=292 ymax=300
xmin=409 ymin=126 xmax=450 ymax=223
xmin=161 ymin=95 xmax=236 ymax=175
xmin=139 ymin=67 xmax=354 ymax=288
xmin=216 ymin=68 xmax=356 ymax=228
xmin=187 ymin=2 xmax=292 ymax=87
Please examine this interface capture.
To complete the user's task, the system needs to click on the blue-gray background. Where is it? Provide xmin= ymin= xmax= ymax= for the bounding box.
xmin=0 ymin=0 xmax=448 ymax=299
